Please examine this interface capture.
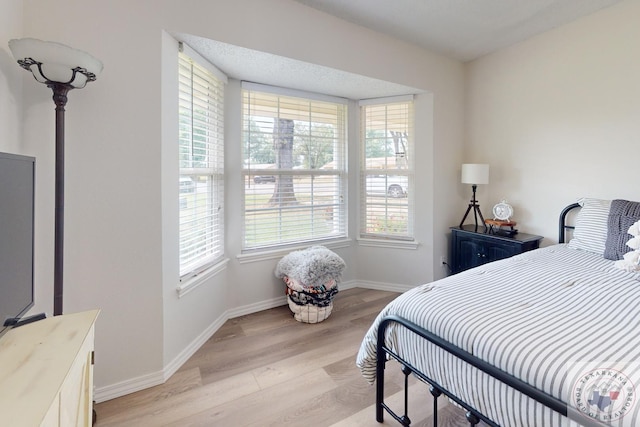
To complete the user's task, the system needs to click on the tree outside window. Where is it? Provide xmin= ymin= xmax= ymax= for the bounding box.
xmin=242 ymin=86 xmax=347 ymax=250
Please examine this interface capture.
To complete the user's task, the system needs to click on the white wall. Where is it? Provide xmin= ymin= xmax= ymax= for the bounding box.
xmin=8 ymin=0 xmax=465 ymax=400
xmin=0 ymin=0 xmax=23 ymax=155
xmin=466 ymin=0 xmax=640 ymax=241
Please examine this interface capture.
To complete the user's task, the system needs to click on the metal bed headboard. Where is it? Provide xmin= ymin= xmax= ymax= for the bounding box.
xmin=558 ymin=202 xmax=580 ymax=243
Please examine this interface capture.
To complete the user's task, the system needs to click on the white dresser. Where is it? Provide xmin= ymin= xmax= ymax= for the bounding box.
xmin=0 ymin=310 xmax=99 ymax=426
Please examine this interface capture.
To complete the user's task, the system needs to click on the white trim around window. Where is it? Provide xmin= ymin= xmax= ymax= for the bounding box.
xmin=241 ymin=82 xmax=348 ymax=252
xmin=359 ymin=96 xmax=415 ymax=242
xmin=178 ymin=44 xmax=226 ymax=284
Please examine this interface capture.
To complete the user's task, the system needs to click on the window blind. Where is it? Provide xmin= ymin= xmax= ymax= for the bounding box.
xmin=241 ymin=84 xmax=347 ymax=250
xmin=360 ymin=99 xmax=415 ymax=240
xmin=178 ymin=47 xmax=225 ymax=278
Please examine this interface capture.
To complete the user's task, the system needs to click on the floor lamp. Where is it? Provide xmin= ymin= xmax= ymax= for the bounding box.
xmin=9 ymin=38 xmax=103 ymax=316
xmin=459 ymin=163 xmax=489 ymax=230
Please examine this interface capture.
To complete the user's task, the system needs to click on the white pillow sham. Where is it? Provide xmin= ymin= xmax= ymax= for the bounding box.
xmin=568 ymin=197 xmax=611 ymax=255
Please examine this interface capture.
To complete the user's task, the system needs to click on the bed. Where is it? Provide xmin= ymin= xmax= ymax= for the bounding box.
xmin=356 ymin=199 xmax=640 ymax=427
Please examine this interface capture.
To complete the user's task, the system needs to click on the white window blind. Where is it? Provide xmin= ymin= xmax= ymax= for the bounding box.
xmin=178 ymin=46 xmax=225 ymax=278
xmin=360 ymin=98 xmax=415 ymax=240
xmin=242 ymin=84 xmax=347 ymax=250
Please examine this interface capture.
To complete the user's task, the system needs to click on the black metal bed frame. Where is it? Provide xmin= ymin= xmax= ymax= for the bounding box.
xmin=374 ymin=202 xmax=611 ymax=427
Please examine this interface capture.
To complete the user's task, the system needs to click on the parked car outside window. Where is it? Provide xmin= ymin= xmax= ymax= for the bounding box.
xmin=179 ymin=177 xmax=195 ymax=194
xmin=365 ymin=175 xmax=408 ymax=198
xmin=253 ymin=175 xmax=276 ymax=184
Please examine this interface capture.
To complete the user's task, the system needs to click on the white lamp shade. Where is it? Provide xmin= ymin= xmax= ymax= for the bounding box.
xmin=8 ymin=38 xmax=103 ymax=88
xmin=461 ymin=163 xmax=489 ymax=185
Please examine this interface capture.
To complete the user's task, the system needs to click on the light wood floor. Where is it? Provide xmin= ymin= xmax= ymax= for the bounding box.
xmin=95 ymin=288 xmax=471 ymax=426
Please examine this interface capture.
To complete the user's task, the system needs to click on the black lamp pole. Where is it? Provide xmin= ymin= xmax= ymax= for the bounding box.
xmin=459 ymin=184 xmax=486 ymax=230
xmin=51 ymin=83 xmax=72 ymax=316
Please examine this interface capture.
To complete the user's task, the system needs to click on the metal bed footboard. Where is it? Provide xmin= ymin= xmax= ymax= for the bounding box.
xmin=374 ymin=202 xmax=588 ymax=426
xmin=375 ymin=315 xmax=611 ymax=427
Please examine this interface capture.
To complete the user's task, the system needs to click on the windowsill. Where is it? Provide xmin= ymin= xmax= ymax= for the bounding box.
xmin=177 ymin=257 xmax=230 ymax=298
xmin=236 ymin=238 xmax=352 ymax=264
xmin=357 ymin=238 xmax=419 ymax=250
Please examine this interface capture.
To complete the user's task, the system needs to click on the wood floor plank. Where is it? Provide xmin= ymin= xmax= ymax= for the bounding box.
xmin=95 ymin=288 xmax=472 ymax=426
xmin=95 ymin=367 xmax=203 ymax=421
xmin=163 ymin=369 xmax=338 ymax=427
xmin=195 ymin=323 xmax=354 ymax=385
xmin=96 ymin=370 xmax=261 ymax=426
xmin=235 ymin=305 xmax=296 ymax=336
xmin=246 ymin=376 xmax=394 ymax=427
xmin=191 ymin=303 xmax=387 ymax=386
xmin=251 ymin=328 xmax=364 ymax=389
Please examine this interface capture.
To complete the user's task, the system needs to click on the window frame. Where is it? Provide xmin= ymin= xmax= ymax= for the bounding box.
xmin=359 ymin=96 xmax=416 ymax=243
xmin=241 ymin=82 xmax=348 ymax=252
xmin=178 ymin=43 xmax=227 ymax=284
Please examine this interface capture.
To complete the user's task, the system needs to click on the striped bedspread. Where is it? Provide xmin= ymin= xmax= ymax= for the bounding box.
xmin=356 ymin=245 xmax=640 ymax=426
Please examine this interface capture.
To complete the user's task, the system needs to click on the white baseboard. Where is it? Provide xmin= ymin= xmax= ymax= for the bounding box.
xmin=353 ymin=279 xmax=415 ymax=293
xmin=333 ymin=279 xmax=412 ymax=293
xmin=94 ymin=370 xmax=165 ymax=403
xmin=94 ymin=282 xmax=408 ymax=402
xmin=226 ymin=295 xmax=287 ymax=319
xmin=337 ymin=279 xmax=357 ymax=290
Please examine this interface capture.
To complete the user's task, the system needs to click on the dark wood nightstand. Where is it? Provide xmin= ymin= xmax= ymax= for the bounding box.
xmin=450 ymin=225 xmax=543 ymax=274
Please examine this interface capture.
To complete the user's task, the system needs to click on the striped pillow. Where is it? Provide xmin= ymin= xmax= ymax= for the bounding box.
xmin=568 ymin=198 xmax=611 ymax=255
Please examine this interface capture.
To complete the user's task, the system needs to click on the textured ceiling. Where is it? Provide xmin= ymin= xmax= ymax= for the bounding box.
xmin=174 ymin=33 xmax=423 ymax=100
xmin=292 ymin=0 xmax=622 ymax=61
xmin=176 ymin=0 xmax=622 ymax=100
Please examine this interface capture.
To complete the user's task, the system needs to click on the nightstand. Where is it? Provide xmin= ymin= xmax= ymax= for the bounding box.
xmin=450 ymin=225 xmax=543 ymax=274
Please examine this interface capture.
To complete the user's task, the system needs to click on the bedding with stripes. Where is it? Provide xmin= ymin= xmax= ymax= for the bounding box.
xmin=356 ymin=244 xmax=640 ymax=426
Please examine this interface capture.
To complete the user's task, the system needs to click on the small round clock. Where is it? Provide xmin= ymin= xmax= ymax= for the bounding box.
xmin=493 ymin=200 xmax=514 ymax=221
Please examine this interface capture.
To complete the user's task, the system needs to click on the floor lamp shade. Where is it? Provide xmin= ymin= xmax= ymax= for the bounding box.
xmin=9 ymin=38 xmax=103 ymax=87
xmin=461 ymin=163 xmax=489 ymax=185
xmin=9 ymin=38 xmax=102 ymax=316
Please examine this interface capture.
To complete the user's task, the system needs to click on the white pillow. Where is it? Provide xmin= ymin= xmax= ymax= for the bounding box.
xmin=568 ymin=198 xmax=611 ymax=255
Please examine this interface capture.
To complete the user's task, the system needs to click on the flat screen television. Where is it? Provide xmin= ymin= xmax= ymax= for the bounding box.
xmin=0 ymin=152 xmax=36 ymax=337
